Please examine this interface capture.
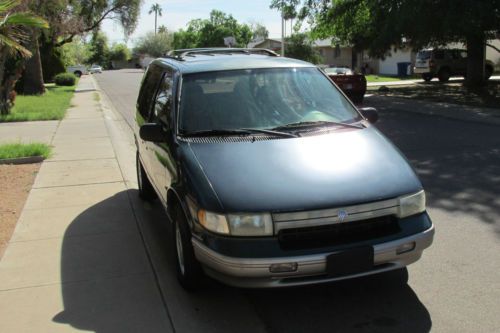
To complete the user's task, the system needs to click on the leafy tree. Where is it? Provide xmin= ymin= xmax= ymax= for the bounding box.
xmin=17 ymin=0 xmax=141 ymax=95
xmin=285 ymin=33 xmax=322 ymax=64
xmin=87 ymin=32 xmax=109 ymax=67
xmin=173 ymin=10 xmax=252 ymax=49
xmin=133 ymin=31 xmax=173 ymax=57
xmin=158 ymin=25 xmax=167 ymax=34
xmin=0 ymin=0 xmax=48 ymax=114
xmin=60 ymin=38 xmax=91 ymax=67
xmin=250 ymin=23 xmax=269 ymax=42
xmin=149 ymin=3 xmax=162 ymax=35
xmin=272 ymin=0 xmax=500 ymax=87
xmin=56 ymin=0 xmax=142 ymax=47
xmin=109 ymin=43 xmax=130 ymax=62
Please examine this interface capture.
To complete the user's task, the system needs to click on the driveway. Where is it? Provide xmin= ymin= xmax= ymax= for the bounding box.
xmin=95 ymin=69 xmax=500 ymax=333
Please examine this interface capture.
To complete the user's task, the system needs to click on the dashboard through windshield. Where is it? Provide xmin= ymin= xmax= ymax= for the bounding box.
xmin=179 ymin=67 xmax=361 ymax=134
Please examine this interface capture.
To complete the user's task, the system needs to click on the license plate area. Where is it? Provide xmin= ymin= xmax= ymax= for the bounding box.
xmin=326 ymin=246 xmax=374 ymax=277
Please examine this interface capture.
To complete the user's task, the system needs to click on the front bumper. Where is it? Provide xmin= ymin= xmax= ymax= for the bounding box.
xmin=413 ymin=67 xmax=431 ymax=74
xmin=192 ymin=225 xmax=434 ymax=288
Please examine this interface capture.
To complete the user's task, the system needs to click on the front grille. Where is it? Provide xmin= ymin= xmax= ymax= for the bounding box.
xmin=278 ymin=216 xmax=400 ymax=251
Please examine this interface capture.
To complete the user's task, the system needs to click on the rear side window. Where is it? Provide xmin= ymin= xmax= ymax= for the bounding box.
xmin=433 ymin=50 xmax=445 ymax=60
xmin=137 ymin=65 xmax=163 ymax=119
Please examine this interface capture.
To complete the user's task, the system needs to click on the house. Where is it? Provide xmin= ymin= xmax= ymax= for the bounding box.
xmin=248 ymin=38 xmax=360 ymax=69
xmin=249 ymin=37 xmax=500 ymax=75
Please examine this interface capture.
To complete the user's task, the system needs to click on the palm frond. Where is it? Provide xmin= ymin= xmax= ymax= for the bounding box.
xmin=0 ymin=0 xmax=19 ymax=14
xmin=4 ymin=12 xmax=49 ymax=29
xmin=0 ymin=33 xmax=31 ymax=57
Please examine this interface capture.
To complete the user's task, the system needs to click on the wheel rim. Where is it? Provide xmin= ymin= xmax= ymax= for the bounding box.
xmin=175 ymin=223 xmax=185 ymax=275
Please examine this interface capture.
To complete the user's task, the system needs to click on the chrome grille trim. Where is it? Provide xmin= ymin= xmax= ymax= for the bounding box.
xmin=272 ymin=198 xmax=399 ymax=234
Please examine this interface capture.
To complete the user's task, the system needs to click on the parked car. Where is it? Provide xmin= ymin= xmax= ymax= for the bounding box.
xmin=324 ymin=67 xmax=367 ymax=103
xmin=135 ymin=48 xmax=434 ymax=290
xmin=414 ymin=48 xmax=494 ymax=82
xmin=67 ymin=65 xmax=88 ymax=77
xmin=89 ymin=64 xmax=102 ymax=74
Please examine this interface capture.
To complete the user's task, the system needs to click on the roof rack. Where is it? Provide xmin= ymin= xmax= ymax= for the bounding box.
xmin=166 ymin=48 xmax=279 ymax=59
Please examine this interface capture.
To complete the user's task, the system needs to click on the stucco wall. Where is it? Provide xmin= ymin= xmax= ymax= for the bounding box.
xmin=378 ymin=49 xmax=413 ymax=75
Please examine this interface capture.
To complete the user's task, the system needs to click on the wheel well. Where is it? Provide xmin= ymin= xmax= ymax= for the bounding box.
xmin=74 ymin=70 xmax=82 ymax=76
xmin=438 ymin=66 xmax=450 ymax=74
xmin=167 ymin=190 xmax=186 ymax=224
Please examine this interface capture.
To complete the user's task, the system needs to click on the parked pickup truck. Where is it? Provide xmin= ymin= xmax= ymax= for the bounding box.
xmin=67 ymin=65 xmax=88 ymax=77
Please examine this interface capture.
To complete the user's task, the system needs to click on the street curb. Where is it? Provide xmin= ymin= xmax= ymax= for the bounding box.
xmin=0 ymin=155 xmax=44 ymax=165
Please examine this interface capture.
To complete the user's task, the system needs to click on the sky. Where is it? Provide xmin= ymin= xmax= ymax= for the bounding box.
xmin=101 ymin=0 xmax=288 ymax=46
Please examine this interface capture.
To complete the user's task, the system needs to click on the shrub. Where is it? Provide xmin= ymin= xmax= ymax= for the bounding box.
xmin=54 ymin=73 xmax=76 ymax=86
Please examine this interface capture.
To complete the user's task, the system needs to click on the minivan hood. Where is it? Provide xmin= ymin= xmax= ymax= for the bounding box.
xmin=185 ymin=127 xmax=422 ymax=213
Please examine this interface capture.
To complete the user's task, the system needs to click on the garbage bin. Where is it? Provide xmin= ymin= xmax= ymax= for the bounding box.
xmin=397 ymin=62 xmax=412 ymax=77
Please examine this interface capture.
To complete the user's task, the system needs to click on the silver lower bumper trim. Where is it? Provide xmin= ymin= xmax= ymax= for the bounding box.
xmin=192 ymin=225 xmax=434 ymax=288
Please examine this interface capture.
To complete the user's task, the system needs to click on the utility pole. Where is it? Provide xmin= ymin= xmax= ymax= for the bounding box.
xmin=281 ymin=3 xmax=285 ymax=56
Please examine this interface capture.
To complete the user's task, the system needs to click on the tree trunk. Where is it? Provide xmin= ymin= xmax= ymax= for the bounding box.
xmin=155 ymin=12 xmax=158 ymax=35
xmin=0 ymin=49 xmax=9 ymax=115
xmin=22 ymin=29 xmax=45 ymax=95
xmin=465 ymin=33 xmax=486 ymax=88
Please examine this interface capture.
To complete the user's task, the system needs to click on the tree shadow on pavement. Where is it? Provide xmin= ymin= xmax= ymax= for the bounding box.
xmin=373 ymin=105 xmax=500 ymax=234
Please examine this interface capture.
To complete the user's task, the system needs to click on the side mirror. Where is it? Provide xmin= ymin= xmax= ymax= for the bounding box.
xmin=139 ymin=123 xmax=167 ymax=142
xmin=359 ymin=107 xmax=379 ymax=124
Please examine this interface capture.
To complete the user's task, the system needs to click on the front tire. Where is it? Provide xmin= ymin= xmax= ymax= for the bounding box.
xmin=74 ymin=71 xmax=82 ymax=78
xmin=485 ymin=66 xmax=493 ymax=80
xmin=422 ymin=73 xmax=433 ymax=82
xmin=172 ymin=205 xmax=204 ymax=290
xmin=438 ymin=68 xmax=450 ymax=82
xmin=136 ymin=152 xmax=156 ymax=200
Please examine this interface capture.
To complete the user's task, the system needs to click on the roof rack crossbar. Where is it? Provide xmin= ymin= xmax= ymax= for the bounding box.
xmin=167 ymin=48 xmax=279 ymax=59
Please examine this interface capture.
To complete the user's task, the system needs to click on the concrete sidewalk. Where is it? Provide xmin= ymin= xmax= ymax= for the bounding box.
xmin=0 ymin=120 xmax=59 ymax=144
xmin=0 ymin=76 xmax=173 ymax=332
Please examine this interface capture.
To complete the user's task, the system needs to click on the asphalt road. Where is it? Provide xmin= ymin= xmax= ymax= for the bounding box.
xmin=94 ymin=69 xmax=500 ymax=333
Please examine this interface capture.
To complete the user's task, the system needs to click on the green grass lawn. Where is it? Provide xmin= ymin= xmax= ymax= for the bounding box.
xmin=365 ymin=75 xmax=417 ymax=82
xmin=0 ymin=83 xmax=76 ymax=122
xmin=0 ymin=142 xmax=51 ymax=160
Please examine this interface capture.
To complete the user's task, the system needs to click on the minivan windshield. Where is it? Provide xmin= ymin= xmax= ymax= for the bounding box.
xmin=179 ymin=67 xmax=361 ymax=134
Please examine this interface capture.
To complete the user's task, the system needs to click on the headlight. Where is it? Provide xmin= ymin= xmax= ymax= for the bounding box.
xmin=197 ymin=210 xmax=229 ymax=234
xmin=227 ymin=214 xmax=273 ymax=236
xmin=398 ymin=190 xmax=426 ymax=218
xmin=186 ymin=199 xmax=273 ymax=236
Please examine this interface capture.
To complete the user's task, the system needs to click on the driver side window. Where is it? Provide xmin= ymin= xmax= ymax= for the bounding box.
xmin=150 ymin=70 xmax=173 ymax=125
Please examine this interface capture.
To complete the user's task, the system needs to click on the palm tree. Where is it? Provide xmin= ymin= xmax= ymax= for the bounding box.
xmin=0 ymin=0 xmax=48 ymax=114
xmin=158 ymin=25 xmax=167 ymax=34
xmin=149 ymin=3 xmax=162 ymax=35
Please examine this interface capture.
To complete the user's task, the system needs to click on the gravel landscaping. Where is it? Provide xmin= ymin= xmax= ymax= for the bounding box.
xmin=0 ymin=163 xmax=40 ymax=258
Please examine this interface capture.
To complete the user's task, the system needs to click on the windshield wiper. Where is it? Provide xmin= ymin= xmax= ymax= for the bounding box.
xmin=240 ymin=128 xmax=298 ymax=138
xmin=182 ymin=129 xmax=253 ymax=137
xmin=272 ymin=120 xmax=364 ymax=131
xmin=182 ymin=128 xmax=298 ymax=138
